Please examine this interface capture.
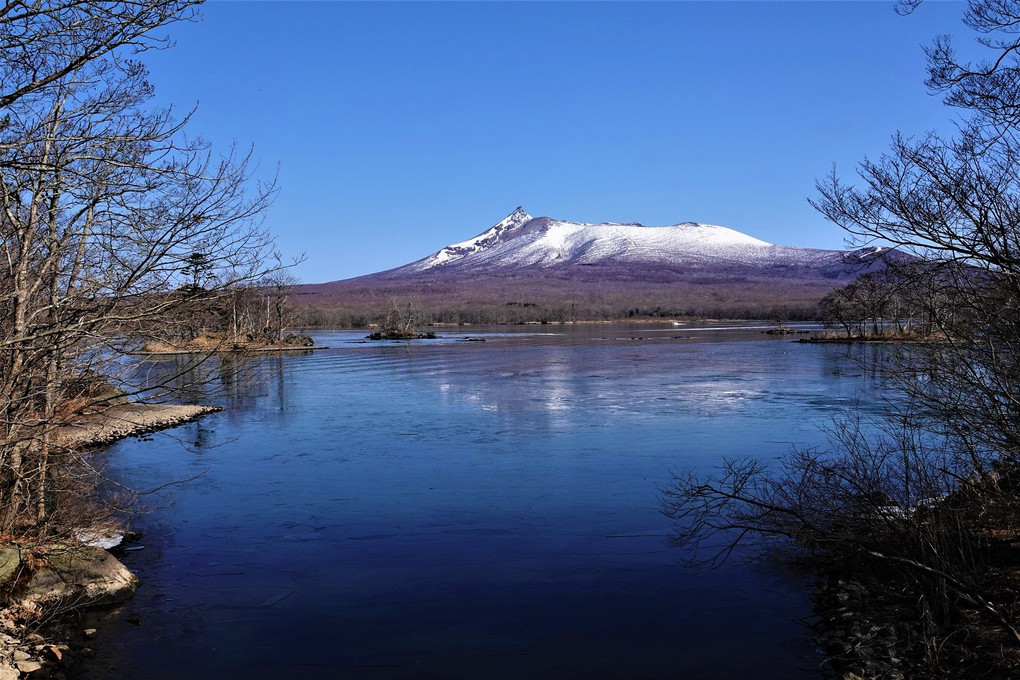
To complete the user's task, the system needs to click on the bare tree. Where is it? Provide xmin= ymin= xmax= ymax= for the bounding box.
xmin=0 ymin=2 xmax=289 ymax=542
xmin=665 ymin=1 xmax=1020 ymax=673
xmin=263 ymin=270 xmax=298 ymax=343
xmin=819 ymin=284 xmax=867 ymax=338
xmin=0 ymin=1 xmax=201 ymax=110
xmin=368 ymin=300 xmax=434 ymax=340
xmin=819 ymin=264 xmax=944 ymax=338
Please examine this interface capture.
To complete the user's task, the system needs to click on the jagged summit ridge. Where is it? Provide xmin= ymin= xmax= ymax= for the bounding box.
xmin=427 ymin=206 xmax=534 ymax=267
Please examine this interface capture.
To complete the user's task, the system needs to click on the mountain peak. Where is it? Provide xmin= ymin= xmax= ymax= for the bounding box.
xmin=495 ymin=206 xmax=533 ymax=233
xmin=423 ymin=207 xmax=534 ymax=267
xmin=508 ymin=206 xmax=530 ymax=221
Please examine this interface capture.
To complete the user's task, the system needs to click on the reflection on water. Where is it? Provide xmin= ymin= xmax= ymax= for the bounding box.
xmin=86 ymin=324 xmax=886 ymax=679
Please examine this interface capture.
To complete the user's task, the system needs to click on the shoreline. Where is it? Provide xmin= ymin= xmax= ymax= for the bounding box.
xmin=1 ymin=404 xmax=222 ymax=677
xmin=56 ymin=404 xmax=223 ymax=450
xmin=796 ymin=336 xmax=923 ymax=344
xmin=125 ymin=345 xmax=328 ymax=357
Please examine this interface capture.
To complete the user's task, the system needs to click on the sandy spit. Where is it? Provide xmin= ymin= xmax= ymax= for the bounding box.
xmin=56 ymin=404 xmax=222 ymax=449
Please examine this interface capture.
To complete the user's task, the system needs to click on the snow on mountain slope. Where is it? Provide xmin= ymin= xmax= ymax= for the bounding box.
xmin=374 ymin=207 xmax=870 ymax=280
xmin=427 ymin=206 xmax=535 ymax=266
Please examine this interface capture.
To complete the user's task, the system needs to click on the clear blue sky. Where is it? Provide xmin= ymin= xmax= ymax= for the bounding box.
xmin=142 ymin=1 xmax=968 ymax=283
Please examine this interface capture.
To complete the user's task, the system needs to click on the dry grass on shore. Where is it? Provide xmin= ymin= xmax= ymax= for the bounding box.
xmin=139 ymin=331 xmax=316 ymax=355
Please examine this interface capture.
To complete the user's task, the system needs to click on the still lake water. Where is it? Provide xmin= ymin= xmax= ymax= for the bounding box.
xmin=85 ymin=323 xmax=886 ymax=679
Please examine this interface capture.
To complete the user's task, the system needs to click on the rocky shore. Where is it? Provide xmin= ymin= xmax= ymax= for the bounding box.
xmin=812 ymin=552 xmax=1020 ymax=679
xmin=0 ymin=546 xmax=140 ymax=679
xmin=0 ymin=404 xmax=220 ymax=678
xmin=814 ymin=578 xmax=912 ymax=680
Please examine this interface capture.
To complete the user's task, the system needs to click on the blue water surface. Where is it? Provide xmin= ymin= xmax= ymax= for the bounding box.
xmin=85 ymin=323 xmax=887 ymax=679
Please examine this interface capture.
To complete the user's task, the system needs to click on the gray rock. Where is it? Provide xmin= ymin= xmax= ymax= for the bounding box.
xmin=17 ymin=547 xmax=138 ymax=610
xmin=15 ymin=659 xmax=42 ymax=673
xmin=0 ymin=548 xmax=19 ymax=586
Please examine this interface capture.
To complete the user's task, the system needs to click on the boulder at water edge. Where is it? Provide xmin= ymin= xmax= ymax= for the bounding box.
xmin=17 ymin=547 xmax=139 ymax=610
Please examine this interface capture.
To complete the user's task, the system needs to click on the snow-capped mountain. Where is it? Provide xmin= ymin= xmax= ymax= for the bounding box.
xmin=297 ymin=207 xmax=896 ymax=320
xmin=367 ymin=207 xmax=886 ymax=281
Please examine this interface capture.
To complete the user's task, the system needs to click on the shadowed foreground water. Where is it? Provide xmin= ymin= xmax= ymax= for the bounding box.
xmin=83 ymin=323 xmax=887 ymax=679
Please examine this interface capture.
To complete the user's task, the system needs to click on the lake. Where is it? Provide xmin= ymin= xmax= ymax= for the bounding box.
xmin=84 ymin=323 xmax=887 ymax=679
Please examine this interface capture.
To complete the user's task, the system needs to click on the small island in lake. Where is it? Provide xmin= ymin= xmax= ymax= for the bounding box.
xmin=138 ymin=331 xmax=317 ymax=355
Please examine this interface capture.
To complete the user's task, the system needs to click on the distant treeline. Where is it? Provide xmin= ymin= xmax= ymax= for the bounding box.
xmin=289 ymin=300 xmax=821 ymax=328
xmin=288 ymin=273 xmax=836 ymax=327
